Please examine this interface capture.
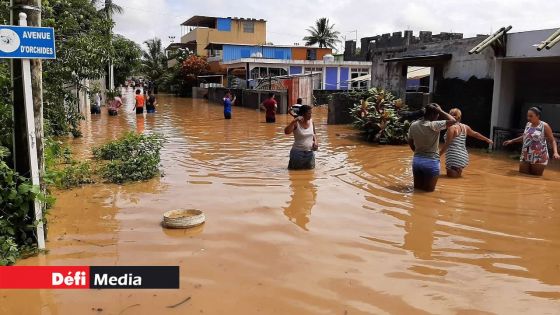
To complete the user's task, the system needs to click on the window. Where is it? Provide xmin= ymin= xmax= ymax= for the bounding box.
xmin=304 ymin=67 xmax=322 ymax=73
xmin=306 ymin=49 xmax=317 ymax=60
xmin=250 ymin=67 xmax=287 ymax=80
xmin=351 ymin=68 xmax=369 ymax=90
xmin=269 ymin=68 xmax=287 ymax=77
xmin=217 ymin=18 xmax=232 ymax=32
xmin=243 ymin=21 xmax=255 ymax=33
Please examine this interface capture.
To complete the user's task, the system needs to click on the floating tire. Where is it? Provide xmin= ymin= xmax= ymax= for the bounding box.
xmin=162 ymin=209 xmax=205 ymax=229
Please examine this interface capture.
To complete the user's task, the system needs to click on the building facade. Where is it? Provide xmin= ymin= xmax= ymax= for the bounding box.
xmin=346 ymin=28 xmax=560 ymax=143
xmin=180 ymin=16 xmax=267 ymax=56
xmin=223 ymin=58 xmax=371 ymax=90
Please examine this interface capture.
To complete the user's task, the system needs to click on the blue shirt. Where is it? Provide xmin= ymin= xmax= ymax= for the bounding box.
xmin=223 ymin=97 xmax=232 ymax=114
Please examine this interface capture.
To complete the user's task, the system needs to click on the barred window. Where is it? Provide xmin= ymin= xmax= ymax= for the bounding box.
xmin=243 ymin=21 xmax=254 ymax=33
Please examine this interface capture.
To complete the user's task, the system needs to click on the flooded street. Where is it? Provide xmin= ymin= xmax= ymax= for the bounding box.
xmin=2 ymin=94 xmax=560 ymax=315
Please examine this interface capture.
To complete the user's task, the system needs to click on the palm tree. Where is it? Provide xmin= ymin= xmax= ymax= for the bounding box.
xmin=91 ymin=0 xmax=124 ymax=89
xmin=91 ymin=0 xmax=124 ymax=17
xmin=303 ymin=18 xmax=341 ymax=49
xmin=141 ymin=38 xmax=169 ymax=86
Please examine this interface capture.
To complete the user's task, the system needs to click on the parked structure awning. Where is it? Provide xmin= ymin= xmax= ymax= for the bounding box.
xmin=384 ymin=54 xmax=452 ymax=65
xmin=407 ymin=66 xmax=431 ymax=79
xmin=181 ymin=16 xmax=217 ymax=27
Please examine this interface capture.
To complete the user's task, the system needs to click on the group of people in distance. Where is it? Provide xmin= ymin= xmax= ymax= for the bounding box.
xmin=222 ymin=91 xmax=317 ymax=170
xmin=89 ymin=86 xmax=159 ymax=117
xmin=408 ymin=103 xmax=560 ymax=192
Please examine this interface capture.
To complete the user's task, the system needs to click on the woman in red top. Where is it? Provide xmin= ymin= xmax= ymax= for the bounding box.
xmin=260 ymin=92 xmax=277 ymax=123
xmin=134 ymin=89 xmax=145 ymax=115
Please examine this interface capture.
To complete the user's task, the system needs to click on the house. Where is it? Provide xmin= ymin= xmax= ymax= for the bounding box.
xmin=204 ymin=42 xmax=370 ymax=90
xmin=166 ymin=15 xmax=267 ymax=67
xmin=345 ymin=28 xmax=560 ymax=144
xmin=168 ymin=15 xmax=371 ymax=91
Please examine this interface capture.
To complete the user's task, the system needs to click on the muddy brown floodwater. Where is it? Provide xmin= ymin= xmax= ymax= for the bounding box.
xmin=2 ymin=93 xmax=560 ymax=315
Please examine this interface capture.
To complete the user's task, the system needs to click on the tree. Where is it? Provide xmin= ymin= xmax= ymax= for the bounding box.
xmin=91 ymin=0 xmax=124 ymax=17
xmin=112 ymin=35 xmax=142 ymax=85
xmin=42 ymin=0 xmax=114 ymax=136
xmin=141 ymin=38 xmax=168 ymax=87
xmin=303 ymin=17 xmax=341 ymax=49
xmin=181 ymin=55 xmax=210 ymax=79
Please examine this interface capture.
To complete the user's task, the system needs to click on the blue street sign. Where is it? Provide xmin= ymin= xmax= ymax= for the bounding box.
xmin=0 ymin=25 xmax=56 ymax=59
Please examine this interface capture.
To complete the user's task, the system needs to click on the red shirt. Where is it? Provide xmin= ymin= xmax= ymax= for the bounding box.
xmin=263 ymin=99 xmax=277 ymax=119
xmin=135 ymin=95 xmax=145 ymax=108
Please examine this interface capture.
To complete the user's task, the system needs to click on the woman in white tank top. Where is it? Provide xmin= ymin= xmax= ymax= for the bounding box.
xmin=284 ymin=105 xmax=318 ymax=169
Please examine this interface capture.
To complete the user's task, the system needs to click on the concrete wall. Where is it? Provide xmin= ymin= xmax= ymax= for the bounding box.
xmin=370 ymin=55 xmax=406 ymax=96
xmin=328 ymin=93 xmax=355 ymax=125
xmin=192 ymin=87 xmax=208 ymax=99
xmin=507 ymin=29 xmax=560 ymax=58
xmin=206 ymin=87 xmax=288 ymax=114
xmin=370 ymin=36 xmax=494 ymax=98
xmin=242 ymin=90 xmax=288 ymax=114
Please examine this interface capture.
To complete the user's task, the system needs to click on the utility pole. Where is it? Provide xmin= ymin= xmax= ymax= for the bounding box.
xmin=10 ymin=0 xmax=46 ymax=249
xmin=11 ymin=0 xmax=44 ymax=178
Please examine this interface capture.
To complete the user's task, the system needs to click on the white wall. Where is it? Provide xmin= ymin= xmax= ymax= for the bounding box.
xmin=490 ymin=59 xmax=516 ymax=138
xmin=507 ymin=29 xmax=560 ymax=58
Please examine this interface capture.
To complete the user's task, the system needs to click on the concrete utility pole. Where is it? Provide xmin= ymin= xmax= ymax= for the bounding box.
xmin=11 ymin=0 xmax=44 ymax=178
xmin=10 ymin=0 xmax=46 ymax=247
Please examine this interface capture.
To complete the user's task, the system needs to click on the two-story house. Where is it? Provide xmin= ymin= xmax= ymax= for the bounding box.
xmin=177 ymin=16 xmax=266 ymax=56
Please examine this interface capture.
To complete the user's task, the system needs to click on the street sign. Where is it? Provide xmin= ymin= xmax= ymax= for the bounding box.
xmin=0 ymin=25 xmax=56 ymax=59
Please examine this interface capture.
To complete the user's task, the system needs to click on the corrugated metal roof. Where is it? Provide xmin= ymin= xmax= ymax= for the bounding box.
xmin=205 ymin=42 xmax=332 ymax=50
xmin=181 ymin=16 xmax=266 ymax=26
xmin=223 ymin=58 xmax=372 ymax=67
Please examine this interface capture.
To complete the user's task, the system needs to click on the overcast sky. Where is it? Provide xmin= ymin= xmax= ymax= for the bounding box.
xmin=113 ymin=0 xmax=560 ymax=52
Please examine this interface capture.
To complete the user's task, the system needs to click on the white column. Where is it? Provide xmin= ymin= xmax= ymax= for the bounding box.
xmin=336 ymin=66 xmax=340 ymax=90
xmin=489 ymin=58 xmax=503 ymax=144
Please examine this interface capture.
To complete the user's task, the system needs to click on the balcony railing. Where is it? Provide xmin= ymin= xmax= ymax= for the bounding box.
xmin=207 ymin=55 xmax=222 ymax=62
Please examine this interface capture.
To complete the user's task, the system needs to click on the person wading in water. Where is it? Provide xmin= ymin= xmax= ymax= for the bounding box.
xmin=289 ymin=98 xmax=303 ymax=118
xmin=223 ymin=91 xmax=235 ymax=119
xmin=146 ymin=90 xmax=157 ymax=113
xmin=260 ymin=92 xmax=278 ymax=123
xmin=284 ymin=105 xmax=318 ymax=170
xmin=439 ymin=108 xmax=493 ymax=177
xmin=503 ymin=106 xmax=560 ymax=176
xmin=108 ymin=93 xmax=123 ymax=116
xmin=134 ymin=89 xmax=145 ymax=115
xmin=407 ymin=103 xmax=456 ymax=191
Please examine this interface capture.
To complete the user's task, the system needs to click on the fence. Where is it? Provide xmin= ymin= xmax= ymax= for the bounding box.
xmin=206 ymin=87 xmax=288 ymax=114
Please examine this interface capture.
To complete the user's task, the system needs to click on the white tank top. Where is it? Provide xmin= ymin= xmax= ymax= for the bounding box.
xmin=292 ymin=119 xmax=314 ymax=151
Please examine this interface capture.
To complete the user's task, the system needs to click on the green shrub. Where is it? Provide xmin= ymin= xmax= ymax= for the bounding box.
xmin=52 ymin=162 xmax=95 ymax=189
xmin=350 ymin=88 xmax=411 ymax=144
xmin=45 ymin=139 xmax=92 ymax=189
xmin=93 ymin=132 xmax=164 ymax=184
xmin=0 ymin=145 xmax=48 ymax=266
